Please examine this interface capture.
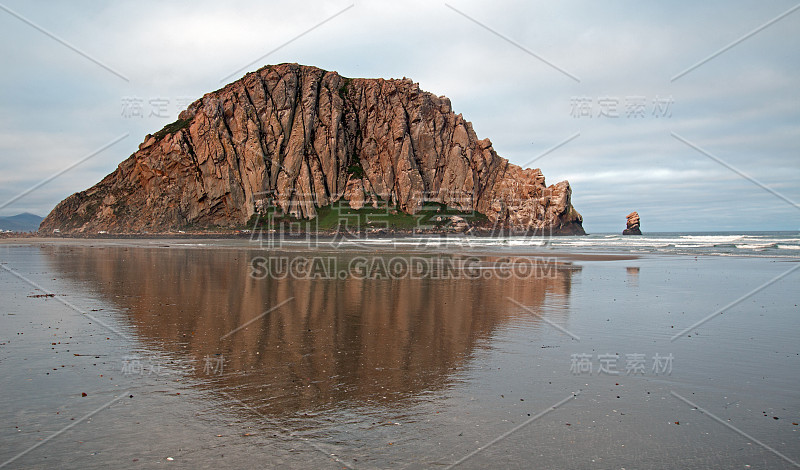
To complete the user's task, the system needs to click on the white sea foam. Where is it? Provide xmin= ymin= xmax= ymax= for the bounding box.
xmin=540 ymin=233 xmax=800 ymax=257
xmin=735 ymin=243 xmax=778 ymax=250
xmin=285 ymin=232 xmax=800 ymax=257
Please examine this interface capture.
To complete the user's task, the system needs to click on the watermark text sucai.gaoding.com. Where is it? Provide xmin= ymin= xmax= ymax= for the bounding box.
xmin=249 ymin=255 xmax=561 ymax=280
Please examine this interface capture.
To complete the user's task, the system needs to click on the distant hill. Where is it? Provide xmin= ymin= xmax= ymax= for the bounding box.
xmin=0 ymin=213 xmax=44 ymax=232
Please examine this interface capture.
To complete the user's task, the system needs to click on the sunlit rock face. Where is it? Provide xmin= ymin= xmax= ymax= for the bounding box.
xmin=41 ymin=63 xmax=583 ymax=235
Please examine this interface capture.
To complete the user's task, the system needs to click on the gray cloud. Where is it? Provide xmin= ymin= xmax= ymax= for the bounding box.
xmin=0 ymin=0 xmax=797 ymax=232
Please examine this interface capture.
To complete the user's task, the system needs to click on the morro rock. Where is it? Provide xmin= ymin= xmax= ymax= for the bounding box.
xmin=623 ymin=212 xmax=642 ymax=235
xmin=40 ymin=63 xmax=584 ymax=235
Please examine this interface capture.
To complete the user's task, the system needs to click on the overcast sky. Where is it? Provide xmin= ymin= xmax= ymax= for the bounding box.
xmin=1 ymin=0 xmax=798 ymax=232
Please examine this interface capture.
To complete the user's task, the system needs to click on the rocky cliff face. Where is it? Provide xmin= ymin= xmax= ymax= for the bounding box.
xmin=40 ymin=63 xmax=584 ymax=235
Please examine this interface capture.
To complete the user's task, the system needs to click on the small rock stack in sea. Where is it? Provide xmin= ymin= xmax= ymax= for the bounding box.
xmin=623 ymin=212 xmax=642 ymax=235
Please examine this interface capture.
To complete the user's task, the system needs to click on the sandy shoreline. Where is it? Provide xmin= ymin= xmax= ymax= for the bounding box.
xmin=1 ymin=241 xmax=798 ymax=468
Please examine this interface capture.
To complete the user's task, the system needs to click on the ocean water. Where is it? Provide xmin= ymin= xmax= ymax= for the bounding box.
xmin=271 ymin=231 xmax=800 ymax=258
xmin=547 ymin=232 xmax=800 ymax=257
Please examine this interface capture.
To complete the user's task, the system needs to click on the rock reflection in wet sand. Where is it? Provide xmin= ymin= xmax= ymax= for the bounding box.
xmin=44 ymin=246 xmax=579 ymax=416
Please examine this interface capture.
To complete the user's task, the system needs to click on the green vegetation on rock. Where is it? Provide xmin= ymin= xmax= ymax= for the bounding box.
xmin=246 ymin=201 xmax=487 ymax=232
xmin=347 ymin=159 xmax=364 ymax=178
xmin=153 ymin=118 xmax=192 ymax=141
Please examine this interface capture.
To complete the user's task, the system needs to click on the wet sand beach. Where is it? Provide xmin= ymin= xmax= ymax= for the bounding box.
xmin=1 ymin=239 xmax=798 ymax=468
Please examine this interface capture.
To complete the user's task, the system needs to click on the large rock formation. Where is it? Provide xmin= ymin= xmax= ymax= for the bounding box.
xmin=40 ymin=63 xmax=584 ymax=235
xmin=623 ymin=212 xmax=642 ymax=235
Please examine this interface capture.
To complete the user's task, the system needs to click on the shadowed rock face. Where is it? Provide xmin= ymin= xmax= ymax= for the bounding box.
xmin=40 ymin=63 xmax=584 ymax=235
